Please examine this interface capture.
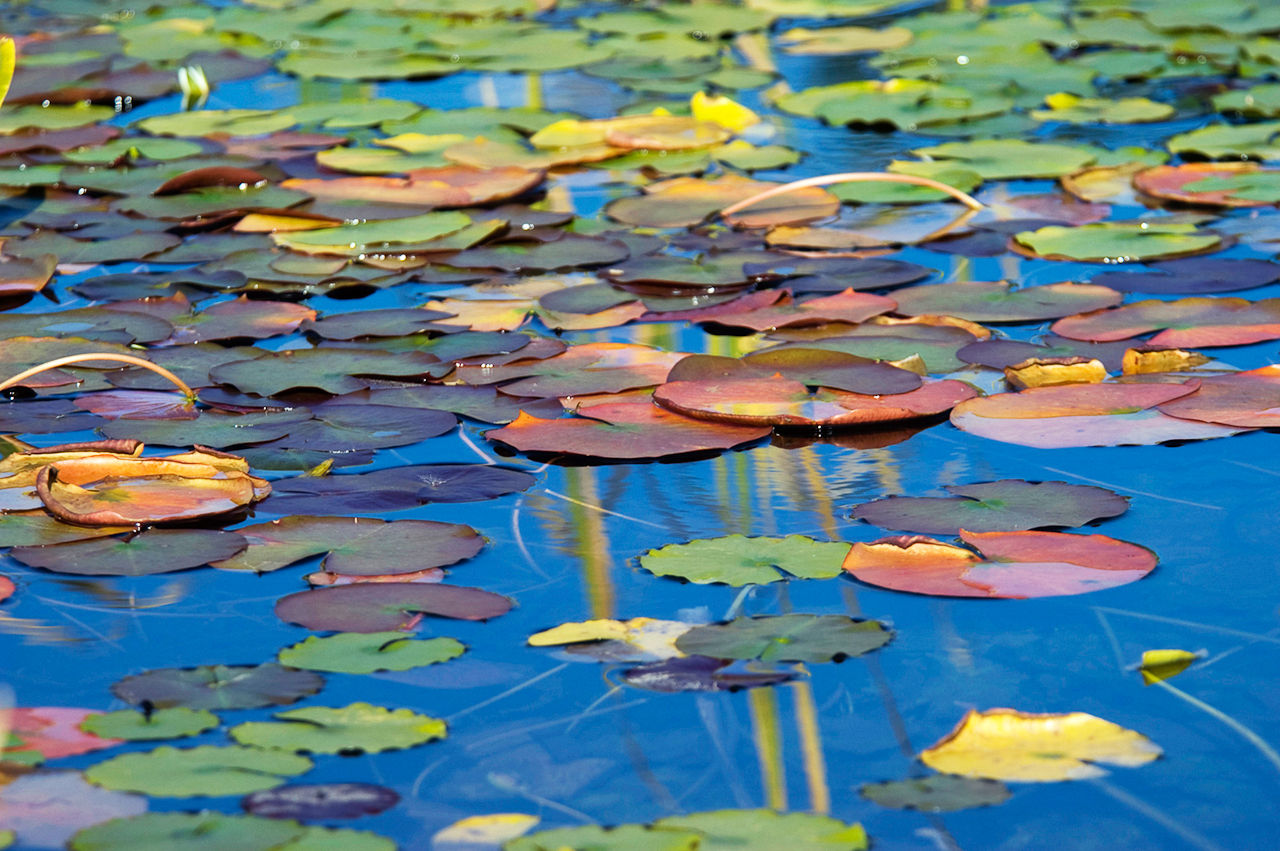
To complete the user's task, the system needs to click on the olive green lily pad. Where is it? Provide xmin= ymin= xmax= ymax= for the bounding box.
xmin=0 ymin=830 xmax=11 ymax=850
xmin=1214 ymin=84 xmax=1280 ymax=118
xmin=1012 ymin=223 xmax=1222 ymax=263
xmin=0 ymin=104 xmax=115 ymax=132
xmin=69 ymin=812 xmax=305 ymax=851
xmin=860 ymin=775 xmax=1011 ymax=812
xmin=61 ymin=137 xmax=207 ymax=165
xmin=277 ymin=633 xmax=465 ymax=675
xmin=779 ymin=78 xmax=1010 ymax=129
xmin=79 ymin=708 xmax=219 ymax=741
xmin=908 ymin=139 xmax=1096 ymax=179
xmin=1167 ymin=121 xmax=1280 ymax=160
xmin=85 ymin=745 xmax=313 ymax=797
xmin=833 ymin=161 xmax=982 ymax=205
xmin=137 ymin=109 xmax=297 ymax=138
xmin=286 ymin=99 xmax=421 ymax=129
xmin=506 ymin=824 xmax=701 ymax=851
xmin=1031 ymin=92 xmax=1174 ymax=124
xmin=639 ymin=535 xmax=850 ymax=586
xmin=229 ymin=703 xmax=446 ymax=755
xmin=654 ymin=810 xmax=868 ymax=851
xmin=277 ymin=826 xmax=397 ymax=851
xmin=0 ymin=515 xmax=129 ymax=548
xmin=675 ymin=615 xmax=892 ymax=663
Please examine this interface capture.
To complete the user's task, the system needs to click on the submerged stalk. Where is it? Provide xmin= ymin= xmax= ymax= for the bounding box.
xmin=0 ymin=354 xmax=196 ymax=401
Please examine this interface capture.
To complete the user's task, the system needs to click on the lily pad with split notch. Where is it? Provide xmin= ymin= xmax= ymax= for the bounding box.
xmin=10 ymin=529 xmax=248 ymax=576
xmin=675 ymin=614 xmax=891 ymax=663
xmin=890 ymin=281 xmax=1122 ymax=323
xmin=111 ymin=663 xmax=323 ymax=711
xmin=278 ymin=633 xmax=465 ymax=674
xmin=273 ymin=403 xmax=456 ymax=452
xmin=640 ymin=534 xmax=850 ymax=587
xmin=275 ymin=583 xmax=513 ymax=632
xmin=79 ymin=708 xmax=219 ymax=741
xmin=1088 ymin=258 xmax=1280 ymax=295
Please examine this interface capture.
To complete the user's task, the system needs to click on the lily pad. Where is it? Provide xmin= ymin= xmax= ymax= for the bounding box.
xmin=1051 ymin=297 xmax=1280 ymax=347
xmin=667 ymin=349 xmax=922 ymax=395
xmin=261 ymin=464 xmax=535 ymax=514
xmin=860 ymin=775 xmax=1010 ymax=812
xmin=111 ymin=664 xmax=324 ymax=711
xmin=1088 ymin=258 xmax=1280 ymax=295
xmin=507 ymin=824 xmax=701 ymax=851
xmin=275 ymin=583 xmax=513 ymax=632
xmin=79 ymin=708 xmax=219 ymax=741
xmin=919 ymin=708 xmax=1162 ymax=782
xmin=1012 ymin=223 xmax=1222 ymax=263
xmin=640 ymin=534 xmax=850 ymax=586
xmin=10 ymin=529 xmax=248 ymax=576
xmin=675 ymin=615 xmax=891 ymax=663
xmin=1156 ymin=365 xmax=1280 ymax=427
xmin=778 ymin=78 xmax=1010 ymax=129
xmin=1031 ymin=92 xmax=1173 ymax=124
xmin=606 ymin=174 xmax=840 ymax=229
xmin=209 ymin=349 xmax=444 ymax=396
xmin=890 ymin=281 xmax=1122 ymax=323
xmin=1134 ymin=162 xmax=1280 ymax=207
xmin=99 ymin=409 xmax=315 ymax=449
xmin=908 ymin=139 xmax=1096 ymax=179
xmin=843 ymin=529 xmax=1157 ymax=598
xmin=622 ymin=656 xmax=796 ymax=693
xmin=69 ymin=812 xmax=305 ymax=851
xmin=0 ymin=770 xmax=148 ymax=849
xmin=1166 ymin=121 xmax=1280 ymax=160
xmin=241 ymin=784 xmax=399 ymax=820
xmin=0 ymin=514 xmax=123 ymax=548
xmin=230 ymin=703 xmax=445 ymax=755
xmin=851 ymin=480 xmax=1130 ymax=535
xmin=86 ymin=745 xmax=313 ymax=798
xmin=654 ymin=810 xmax=868 ymax=851
xmin=277 ymin=633 xmax=465 ymax=674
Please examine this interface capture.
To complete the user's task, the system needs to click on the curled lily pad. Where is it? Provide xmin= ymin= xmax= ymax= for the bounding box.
xmin=213 ymin=516 xmax=483 ymax=575
xmin=528 ymin=617 xmax=692 ymax=662
xmin=275 ymin=583 xmax=513 ymax=632
xmin=640 ymin=534 xmax=849 ymax=586
xmin=242 ymin=784 xmax=399 ymax=820
xmin=10 ymin=529 xmax=248 ymax=576
xmin=860 ymin=775 xmax=1010 ymax=812
xmin=919 ymin=709 xmax=1161 ymax=782
xmin=889 ymin=282 xmax=1122 ymax=323
xmin=79 ymin=708 xmax=219 ymax=741
xmin=69 ymin=812 xmax=305 ymax=851
xmin=842 ymin=530 xmax=1157 ymax=599
xmin=111 ymin=664 xmax=324 ymax=711
xmin=1166 ymin=121 xmax=1280 ymax=160
xmin=1051 ymin=297 xmax=1280 ymax=347
xmin=486 ymin=405 xmax=771 ymax=459
xmin=85 ymin=745 xmax=313 ymax=797
xmin=230 ymin=703 xmax=445 ymax=755
xmin=675 ymin=615 xmax=892 ymax=663
xmin=261 ymin=465 xmax=535 ymax=515
xmin=278 ymin=633 xmax=465 ymax=674
xmin=654 ymin=377 xmax=976 ymax=428
xmin=1012 ymin=223 xmax=1222 ymax=263
xmin=851 ymin=480 xmax=1129 ymax=535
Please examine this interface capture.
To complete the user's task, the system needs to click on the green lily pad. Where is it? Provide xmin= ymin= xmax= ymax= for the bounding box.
xmin=654 ymin=810 xmax=868 ymax=851
xmin=778 ymin=78 xmax=1010 ymax=129
xmin=99 ymin=408 xmax=316 ymax=449
xmin=111 ymin=663 xmax=324 ymax=711
xmin=286 ymin=99 xmax=421 ymax=129
xmin=639 ymin=535 xmax=850 ymax=586
xmin=833 ymin=161 xmax=982 ymax=205
xmin=713 ymin=142 xmax=803 ymax=172
xmin=0 ymin=104 xmax=115 ymax=132
xmin=79 ymin=708 xmax=219 ymax=741
xmin=278 ymin=633 xmax=465 ymax=675
xmin=1214 ymin=84 xmax=1280 ymax=118
xmin=908 ymin=139 xmax=1097 ymax=179
xmin=1013 ymin=223 xmax=1222 ymax=263
xmin=314 ymin=146 xmax=451 ymax=175
xmin=506 ymin=824 xmax=701 ymax=851
xmin=276 ymin=826 xmax=397 ymax=851
xmin=274 ymin=212 xmax=471 ymax=252
xmin=114 ymin=185 xmax=310 ymax=221
xmin=1182 ymin=171 xmax=1280 ymax=203
xmin=10 ymin=529 xmax=248 ymax=576
xmin=889 ymin=281 xmax=1123 ymax=323
xmin=69 ymin=813 xmax=305 ymax=851
xmin=0 ymin=830 xmax=11 ymax=850
xmin=277 ymin=51 xmax=459 ymax=81
xmin=852 ymin=480 xmax=1130 ymax=535
xmin=860 ymin=775 xmax=1011 ymax=812
xmin=229 ymin=703 xmax=446 ymax=755
xmin=62 ymin=137 xmax=207 ymax=164
xmin=1031 ymin=92 xmax=1174 ymax=124
xmin=137 ymin=109 xmax=297 ymax=138
xmin=85 ymin=745 xmax=313 ymax=797
xmin=1167 ymin=121 xmax=1280 ymax=160
xmin=212 ymin=516 xmax=483 ymax=574
xmin=675 ymin=614 xmax=892 ymax=663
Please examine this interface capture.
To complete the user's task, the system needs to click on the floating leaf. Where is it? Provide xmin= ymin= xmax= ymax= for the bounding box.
xmin=778 ymin=25 xmax=914 ymax=55
xmin=640 ymin=534 xmax=849 ymax=587
xmin=778 ymin=79 xmax=1009 ymax=129
xmin=79 ymin=708 xmax=219 ymax=741
xmin=275 ymin=583 xmax=513 ymax=632
xmin=1088 ymin=258 xmax=1280 ymax=295
xmin=0 ymin=770 xmax=147 ymax=849
xmin=86 ymin=745 xmax=313 ymax=798
xmin=851 ymin=480 xmax=1129 ymax=535
xmin=657 ymin=289 xmax=897 ymax=332
xmin=667 ymin=349 xmax=922 ymax=395
xmin=908 ymin=140 xmax=1096 ymax=179
xmin=860 ymin=775 xmax=1010 ymax=812
xmin=262 ymin=464 xmax=535 ymax=515
xmin=278 ymin=633 xmax=465 ymax=675
xmin=1031 ymin=92 xmax=1173 ymax=124
xmin=528 ymin=618 xmax=692 ymax=662
xmin=10 ymin=529 xmax=247 ymax=576
xmin=654 ymin=810 xmax=868 ymax=851
xmin=230 ymin=703 xmax=445 ymax=755
xmin=1134 ymin=163 xmax=1280 ymax=207
xmin=919 ymin=709 xmax=1162 ymax=781
xmin=454 ymin=342 xmax=682 ymax=397
xmin=241 ymin=783 xmax=399 ymax=820
xmin=1012 ymin=223 xmax=1222 ymax=263
xmin=111 ymin=664 xmax=323 ymax=712
xmin=0 ymin=575 xmax=11 ymax=604
xmin=1155 ymin=366 xmax=1280 ymax=427
xmin=1051 ymin=297 xmax=1280 ymax=347
xmin=1166 ymin=121 xmax=1280 ymax=160
xmin=622 ymin=656 xmax=795 ymax=693
xmin=890 ymin=282 xmax=1121 ymax=323
xmin=69 ymin=812 xmax=304 ymax=851
xmin=432 ymin=814 xmax=539 ymax=851
xmin=842 ymin=530 xmax=1157 ymax=599
xmin=607 ymin=174 xmax=839 ymax=229
xmin=675 ymin=615 xmax=891 ymax=663
xmin=209 ymin=349 xmax=443 ymax=396
xmin=5 ymin=708 xmax=121 ymax=762
xmin=486 ymin=404 xmax=771 ymax=459
xmin=1138 ymin=649 xmax=1199 ymax=686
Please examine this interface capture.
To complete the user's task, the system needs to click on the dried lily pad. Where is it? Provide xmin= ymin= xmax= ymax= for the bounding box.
xmin=209 ymin=349 xmax=444 ymax=396
xmin=890 ymin=281 xmax=1122 ymax=323
xmin=843 ymin=529 xmax=1157 ymax=598
xmin=10 ymin=529 xmax=248 ymax=576
xmin=675 ymin=615 xmax=891 ymax=663
xmin=852 ymin=480 xmax=1129 ymax=535
xmin=275 ymin=583 xmax=513 ymax=632
xmin=111 ymin=664 xmax=323 ymax=711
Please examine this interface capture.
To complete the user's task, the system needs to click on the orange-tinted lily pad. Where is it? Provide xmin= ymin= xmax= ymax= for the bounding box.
xmin=0 ymin=574 xmax=12 ymax=603
xmin=667 ymin=348 xmax=922 ymax=395
xmin=842 ymin=530 xmax=1157 ymax=598
xmin=1051 ymin=297 xmax=1280 ymax=348
xmin=1133 ymin=162 xmax=1280 ymax=207
xmin=453 ymin=342 xmax=683 ymax=398
xmin=1156 ymin=365 xmax=1280 ymax=427
xmin=653 ymin=289 xmax=896 ymax=332
xmin=654 ymin=376 xmax=977 ymax=428
xmin=606 ymin=175 xmax=839 ymax=229
xmin=486 ymin=404 xmax=772 ymax=459
xmin=0 ymin=254 xmax=56 ymax=299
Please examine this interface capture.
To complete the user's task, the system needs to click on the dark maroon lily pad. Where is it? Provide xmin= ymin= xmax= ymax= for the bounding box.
xmin=851 ymin=480 xmax=1130 ymax=535
xmin=261 ymin=464 xmax=536 ymax=514
xmin=1088 ymin=258 xmax=1280 ymax=295
xmin=275 ymin=583 xmax=513 ymax=632
xmin=622 ymin=656 xmax=795 ymax=692
xmin=112 ymin=663 xmax=324 ymax=711
xmin=668 ymin=349 xmax=923 ymax=395
xmin=242 ymin=783 xmax=399 ymax=820
xmin=10 ymin=529 xmax=249 ymax=576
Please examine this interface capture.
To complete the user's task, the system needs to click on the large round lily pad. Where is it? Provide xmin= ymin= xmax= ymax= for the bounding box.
xmin=111 ymin=664 xmax=324 ymax=711
xmin=260 ymin=464 xmax=536 ymax=515
xmin=79 ymin=708 xmax=219 ymax=742
xmin=230 ymin=703 xmax=446 ymax=755
xmin=275 ymin=583 xmax=513 ymax=632
xmin=675 ymin=614 xmax=892 ymax=663
xmin=1088 ymin=258 xmax=1280 ymax=295
xmin=10 ymin=529 xmax=248 ymax=576
xmin=69 ymin=812 xmax=305 ymax=851
xmin=84 ymin=745 xmax=313 ymax=797
xmin=851 ymin=480 xmax=1129 ymax=534
xmin=640 ymin=534 xmax=850 ymax=586
xmin=1051 ymin=297 xmax=1280 ymax=348
xmin=1012 ymin=223 xmax=1222 ymax=263
xmin=907 ymin=139 xmax=1096 ymax=179
xmin=1156 ymin=365 xmax=1280 ymax=428
xmin=667 ymin=349 xmax=922 ymax=395
xmin=277 ymin=633 xmax=465 ymax=674
xmin=889 ymin=281 xmax=1122 ymax=323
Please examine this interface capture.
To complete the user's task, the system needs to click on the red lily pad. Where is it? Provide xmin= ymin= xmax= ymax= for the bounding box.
xmin=654 ymin=376 xmax=977 ymax=428
xmin=1156 ymin=365 xmax=1280 ymax=427
xmin=241 ymin=783 xmax=399 ymax=820
xmin=275 ymin=583 xmax=513 ymax=632
xmin=667 ymin=348 xmax=923 ymax=395
xmin=0 ymin=575 xmax=13 ymax=603
xmin=1088 ymin=259 xmax=1280 ymax=295
xmin=486 ymin=404 xmax=772 ymax=459
xmin=261 ymin=464 xmax=536 ymax=514
xmin=852 ymin=480 xmax=1130 ymax=535
xmin=1051 ymin=297 xmax=1280 ymax=348
xmin=663 ymin=288 xmax=898 ymax=332
xmin=843 ymin=530 xmax=1157 ymax=599
xmin=890 ymin=281 xmax=1123 ymax=323
xmin=10 ymin=529 xmax=248 ymax=576
xmin=6 ymin=708 xmax=122 ymax=761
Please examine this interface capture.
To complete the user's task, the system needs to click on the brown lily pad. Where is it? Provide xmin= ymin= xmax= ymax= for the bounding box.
xmin=275 ymin=583 xmax=513 ymax=632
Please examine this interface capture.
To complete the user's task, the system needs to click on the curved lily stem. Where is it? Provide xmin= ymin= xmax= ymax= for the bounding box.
xmin=0 ymin=354 xmax=195 ymax=401
xmin=1152 ymin=678 xmax=1280 ymax=776
xmin=718 ymin=172 xmax=986 ymax=221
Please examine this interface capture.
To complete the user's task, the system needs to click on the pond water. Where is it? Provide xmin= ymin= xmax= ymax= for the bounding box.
xmin=1 ymin=1 xmax=1280 ymax=850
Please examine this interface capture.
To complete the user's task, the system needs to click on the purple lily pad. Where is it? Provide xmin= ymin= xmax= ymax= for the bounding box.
xmin=261 ymin=464 xmax=536 ymax=514
xmin=275 ymin=583 xmax=513 ymax=632
xmin=1088 ymin=258 xmax=1280 ymax=294
xmin=242 ymin=783 xmax=399 ymax=820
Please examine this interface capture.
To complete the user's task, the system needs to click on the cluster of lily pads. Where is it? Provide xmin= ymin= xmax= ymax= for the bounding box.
xmin=0 ymin=0 xmax=1278 ymax=846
